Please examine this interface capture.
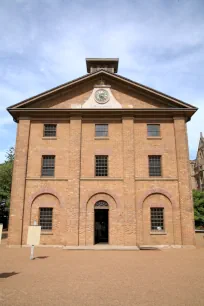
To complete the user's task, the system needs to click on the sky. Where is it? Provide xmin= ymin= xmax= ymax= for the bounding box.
xmin=0 ymin=0 xmax=204 ymax=162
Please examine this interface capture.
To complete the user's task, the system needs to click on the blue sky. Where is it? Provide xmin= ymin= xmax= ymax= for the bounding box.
xmin=0 ymin=0 xmax=204 ymax=162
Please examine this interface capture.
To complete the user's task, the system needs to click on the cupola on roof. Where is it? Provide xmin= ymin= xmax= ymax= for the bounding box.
xmin=86 ymin=58 xmax=119 ymax=73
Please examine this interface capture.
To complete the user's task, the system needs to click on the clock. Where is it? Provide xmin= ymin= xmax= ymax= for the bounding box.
xmin=95 ymin=89 xmax=109 ymax=104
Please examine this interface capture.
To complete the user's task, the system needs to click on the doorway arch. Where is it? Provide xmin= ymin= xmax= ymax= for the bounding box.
xmin=85 ymin=193 xmax=120 ymax=245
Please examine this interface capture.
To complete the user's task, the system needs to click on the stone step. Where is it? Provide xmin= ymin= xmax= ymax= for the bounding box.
xmin=63 ymin=245 xmax=140 ymax=251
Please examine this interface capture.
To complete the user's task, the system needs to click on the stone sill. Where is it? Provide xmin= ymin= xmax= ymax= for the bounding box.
xmin=94 ymin=137 xmax=109 ymax=140
xmin=150 ymin=232 xmax=167 ymax=235
xmin=135 ymin=177 xmax=178 ymax=181
xmin=26 ymin=177 xmax=177 ymax=182
xmin=41 ymin=232 xmax=53 ymax=235
xmin=26 ymin=177 xmax=68 ymax=181
xmin=80 ymin=177 xmax=123 ymax=181
xmin=42 ymin=137 xmax=57 ymax=140
xmin=147 ymin=137 xmax=162 ymax=140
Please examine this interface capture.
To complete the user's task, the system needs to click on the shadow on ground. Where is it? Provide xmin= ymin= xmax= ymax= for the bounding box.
xmin=34 ymin=256 xmax=49 ymax=260
xmin=139 ymin=247 xmax=160 ymax=251
xmin=0 ymin=272 xmax=19 ymax=279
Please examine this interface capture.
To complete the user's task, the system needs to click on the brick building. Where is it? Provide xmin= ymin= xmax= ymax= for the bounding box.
xmin=190 ymin=132 xmax=204 ymax=191
xmin=7 ymin=58 xmax=197 ymax=247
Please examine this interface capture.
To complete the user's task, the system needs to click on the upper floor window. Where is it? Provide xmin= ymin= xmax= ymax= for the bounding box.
xmin=147 ymin=124 xmax=160 ymax=137
xmin=149 ymin=155 xmax=161 ymax=176
xmin=95 ymin=124 xmax=108 ymax=137
xmin=95 ymin=155 xmax=108 ymax=176
xmin=39 ymin=208 xmax=53 ymax=230
xmin=41 ymin=155 xmax=55 ymax=177
xmin=151 ymin=208 xmax=164 ymax=231
xmin=43 ymin=124 xmax=57 ymax=137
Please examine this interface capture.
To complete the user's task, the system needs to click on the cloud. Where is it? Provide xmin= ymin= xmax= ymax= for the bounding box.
xmin=0 ymin=0 xmax=204 ymax=160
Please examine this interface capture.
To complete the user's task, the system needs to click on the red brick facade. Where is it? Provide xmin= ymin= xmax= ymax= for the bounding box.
xmin=7 ymin=63 xmax=197 ymax=246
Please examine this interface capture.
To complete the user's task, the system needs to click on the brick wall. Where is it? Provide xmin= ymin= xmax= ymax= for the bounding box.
xmin=8 ymin=119 xmax=30 ymax=245
xmin=8 ymin=85 xmax=195 ymax=246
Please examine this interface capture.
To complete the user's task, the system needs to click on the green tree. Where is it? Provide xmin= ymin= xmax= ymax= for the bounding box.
xmin=193 ymin=190 xmax=204 ymax=229
xmin=5 ymin=147 xmax=15 ymax=163
xmin=0 ymin=147 xmax=15 ymax=207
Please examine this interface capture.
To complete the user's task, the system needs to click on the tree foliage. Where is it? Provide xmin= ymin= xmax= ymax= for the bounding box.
xmin=0 ymin=147 xmax=15 ymax=207
xmin=193 ymin=190 xmax=204 ymax=229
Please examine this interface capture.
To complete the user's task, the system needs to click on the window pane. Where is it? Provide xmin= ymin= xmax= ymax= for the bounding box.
xmin=39 ymin=208 xmax=53 ymax=230
xmin=151 ymin=208 xmax=164 ymax=231
xmin=147 ymin=124 xmax=160 ymax=137
xmin=41 ymin=156 xmax=55 ymax=176
xmin=95 ymin=155 xmax=108 ymax=176
xmin=149 ymin=155 xmax=161 ymax=176
xmin=44 ymin=124 xmax=57 ymax=137
xmin=95 ymin=124 xmax=108 ymax=137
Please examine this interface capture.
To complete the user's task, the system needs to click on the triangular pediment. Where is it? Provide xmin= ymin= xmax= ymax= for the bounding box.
xmin=7 ymin=70 xmax=197 ymax=111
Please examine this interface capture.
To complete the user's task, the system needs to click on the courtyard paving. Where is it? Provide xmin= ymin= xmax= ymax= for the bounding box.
xmin=0 ymin=245 xmax=204 ymax=306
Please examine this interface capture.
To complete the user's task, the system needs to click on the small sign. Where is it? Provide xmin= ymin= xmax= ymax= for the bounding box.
xmin=0 ymin=224 xmax=3 ymax=244
xmin=27 ymin=225 xmax=41 ymax=246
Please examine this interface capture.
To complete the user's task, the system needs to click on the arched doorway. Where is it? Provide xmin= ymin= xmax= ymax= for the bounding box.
xmin=94 ymin=201 xmax=109 ymax=244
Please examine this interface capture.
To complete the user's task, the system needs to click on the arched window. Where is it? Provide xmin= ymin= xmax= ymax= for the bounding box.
xmin=95 ymin=200 xmax=109 ymax=208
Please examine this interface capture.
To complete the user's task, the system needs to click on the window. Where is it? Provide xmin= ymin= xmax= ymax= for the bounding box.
xmin=43 ymin=124 xmax=57 ymax=137
xmin=149 ymin=155 xmax=161 ymax=176
xmin=95 ymin=124 xmax=108 ymax=137
xmin=41 ymin=155 xmax=55 ymax=177
xmin=95 ymin=201 xmax=109 ymax=208
xmin=95 ymin=155 xmax=108 ymax=176
xmin=39 ymin=208 xmax=53 ymax=230
xmin=151 ymin=208 xmax=164 ymax=231
xmin=147 ymin=124 xmax=160 ymax=137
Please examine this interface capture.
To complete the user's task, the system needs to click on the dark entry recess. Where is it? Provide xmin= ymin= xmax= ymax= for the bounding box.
xmin=94 ymin=209 xmax=109 ymax=244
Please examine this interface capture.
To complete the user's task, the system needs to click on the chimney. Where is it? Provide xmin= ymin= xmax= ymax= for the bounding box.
xmin=86 ymin=58 xmax=119 ymax=73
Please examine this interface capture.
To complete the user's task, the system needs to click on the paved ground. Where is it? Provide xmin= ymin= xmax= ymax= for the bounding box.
xmin=0 ymin=245 xmax=204 ymax=306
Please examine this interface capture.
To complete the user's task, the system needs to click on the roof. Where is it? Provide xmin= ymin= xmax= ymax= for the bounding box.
xmin=7 ymin=69 xmax=197 ymax=110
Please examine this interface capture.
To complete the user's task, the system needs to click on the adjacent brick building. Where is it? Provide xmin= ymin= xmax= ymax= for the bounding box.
xmin=7 ymin=58 xmax=197 ymax=247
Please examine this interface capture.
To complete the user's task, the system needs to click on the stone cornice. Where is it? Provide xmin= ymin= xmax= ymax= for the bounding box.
xmin=8 ymin=108 xmax=196 ymax=123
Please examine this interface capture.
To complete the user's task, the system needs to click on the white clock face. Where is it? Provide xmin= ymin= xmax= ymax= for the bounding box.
xmin=95 ymin=89 xmax=109 ymax=104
